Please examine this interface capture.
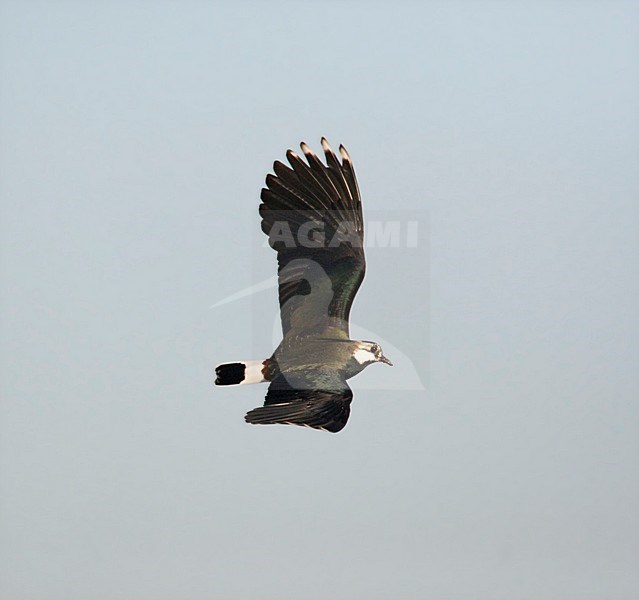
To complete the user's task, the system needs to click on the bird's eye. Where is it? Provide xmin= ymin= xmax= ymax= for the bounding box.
xmin=371 ymin=344 xmax=379 ymax=354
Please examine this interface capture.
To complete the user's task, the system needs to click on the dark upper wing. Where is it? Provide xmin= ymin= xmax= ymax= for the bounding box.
xmin=259 ymin=138 xmax=365 ymax=338
xmin=244 ymin=370 xmax=353 ymax=433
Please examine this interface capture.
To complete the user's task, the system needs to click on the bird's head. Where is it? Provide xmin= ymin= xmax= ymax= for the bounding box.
xmin=353 ymin=341 xmax=393 ymax=366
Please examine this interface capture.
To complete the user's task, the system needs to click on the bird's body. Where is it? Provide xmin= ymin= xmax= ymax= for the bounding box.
xmin=273 ymin=337 xmax=385 ymax=379
xmin=215 ymin=138 xmax=391 ymax=432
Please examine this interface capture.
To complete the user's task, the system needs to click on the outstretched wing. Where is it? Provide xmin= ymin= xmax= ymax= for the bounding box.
xmin=259 ymin=138 xmax=365 ymax=338
xmin=244 ymin=370 xmax=353 ymax=433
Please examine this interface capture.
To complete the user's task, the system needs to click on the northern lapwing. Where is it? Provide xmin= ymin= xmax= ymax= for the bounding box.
xmin=215 ymin=139 xmax=392 ymax=432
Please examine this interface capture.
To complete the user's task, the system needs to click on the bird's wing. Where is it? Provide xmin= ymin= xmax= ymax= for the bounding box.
xmin=244 ymin=370 xmax=353 ymax=433
xmin=259 ymin=138 xmax=365 ymax=338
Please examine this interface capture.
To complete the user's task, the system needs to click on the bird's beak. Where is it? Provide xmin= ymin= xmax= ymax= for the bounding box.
xmin=379 ymin=355 xmax=393 ymax=366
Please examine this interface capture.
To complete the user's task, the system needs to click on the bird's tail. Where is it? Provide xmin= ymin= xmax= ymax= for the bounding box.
xmin=215 ymin=359 xmax=271 ymax=386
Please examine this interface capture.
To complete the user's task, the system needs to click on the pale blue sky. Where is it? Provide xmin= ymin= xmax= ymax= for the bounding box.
xmin=1 ymin=2 xmax=638 ymax=599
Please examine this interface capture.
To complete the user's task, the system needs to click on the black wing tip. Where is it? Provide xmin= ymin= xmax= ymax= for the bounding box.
xmin=244 ymin=407 xmax=345 ymax=433
xmin=286 ymin=148 xmax=300 ymax=160
xmin=283 ymin=139 xmax=350 ymax=166
xmin=250 ymin=375 xmax=353 ymax=433
xmin=320 ymin=137 xmax=333 ymax=154
xmin=338 ymin=144 xmax=351 ymax=162
xmin=301 ymin=138 xmax=341 ymax=158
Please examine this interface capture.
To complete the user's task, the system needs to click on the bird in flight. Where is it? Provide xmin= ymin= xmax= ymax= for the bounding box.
xmin=215 ymin=138 xmax=392 ymax=432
